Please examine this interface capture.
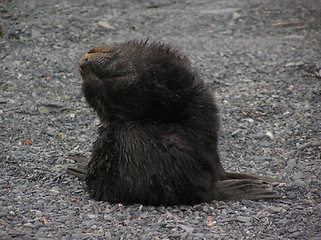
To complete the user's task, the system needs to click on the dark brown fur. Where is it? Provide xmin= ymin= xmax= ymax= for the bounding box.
xmin=68 ymin=40 xmax=284 ymax=205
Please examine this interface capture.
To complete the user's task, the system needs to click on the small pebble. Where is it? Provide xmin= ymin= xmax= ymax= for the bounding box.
xmin=98 ymin=21 xmax=115 ymax=30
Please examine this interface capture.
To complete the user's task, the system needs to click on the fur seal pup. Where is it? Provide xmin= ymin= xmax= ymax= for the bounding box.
xmin=68 ymin=40 xmax=284 ymax=205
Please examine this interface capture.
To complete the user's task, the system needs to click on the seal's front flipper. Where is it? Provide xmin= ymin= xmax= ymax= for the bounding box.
xmin=66 ymin=155 xmax=90 ymax=180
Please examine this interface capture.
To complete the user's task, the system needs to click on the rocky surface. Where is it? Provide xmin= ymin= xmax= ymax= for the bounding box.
xmin=1 ymin=0 xmax=320 ymax=239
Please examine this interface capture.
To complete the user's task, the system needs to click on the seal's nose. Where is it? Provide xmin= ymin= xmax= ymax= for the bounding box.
xmin=79 ymin=55 xmax=90 ymax=72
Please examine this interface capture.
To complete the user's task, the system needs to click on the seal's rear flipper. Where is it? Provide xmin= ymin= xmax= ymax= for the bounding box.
xmin=225 ymin=172 xmax=291 ymax=184
xmin=66 ymin=155 xmax=90 ymax=180
xmin=213 ymin=179 xmax=281 ymax=201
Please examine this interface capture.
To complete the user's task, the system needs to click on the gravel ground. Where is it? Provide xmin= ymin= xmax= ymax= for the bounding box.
xmin=1 ymin=0 xmax=320 ymax=239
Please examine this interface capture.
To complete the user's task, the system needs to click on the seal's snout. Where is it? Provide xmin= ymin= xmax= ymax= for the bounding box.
xmin=79 ymin=56 xmax=89 ymax=72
